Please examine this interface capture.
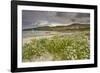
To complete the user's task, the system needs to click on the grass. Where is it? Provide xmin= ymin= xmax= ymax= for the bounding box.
xmin=22 ymin=32 xmax=90 ymax=62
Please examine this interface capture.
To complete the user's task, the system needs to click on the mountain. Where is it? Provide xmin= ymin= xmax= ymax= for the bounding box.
xmin=33 ymin=23 xmax=90 ymax=31
xmin=23 ymin=23 xmax=90 ymax=31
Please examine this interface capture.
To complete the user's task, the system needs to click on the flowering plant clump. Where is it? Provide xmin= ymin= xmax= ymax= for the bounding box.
xmin=22 ymin=32 xmax=90 ymax=62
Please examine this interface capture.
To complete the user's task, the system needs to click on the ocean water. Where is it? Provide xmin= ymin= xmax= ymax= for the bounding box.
xmin=22 ymin=30 xmax=58 ymax=38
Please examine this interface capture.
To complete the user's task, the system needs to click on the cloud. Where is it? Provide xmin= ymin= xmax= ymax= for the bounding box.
xmin=22 ymin=10 xmax=90 ymax=29
xmin=75 ymin=13 xmax=90 ymax=18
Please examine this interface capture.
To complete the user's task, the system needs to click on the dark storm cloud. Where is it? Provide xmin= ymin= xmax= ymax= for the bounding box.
xmin=55 ymin=12 xmax=90 ymax=22
xmin=56 ymin=12 xmax=76 ymax=18
xmin=22 ymin=10 xmax=90 ymax=29
xmin=56 ymin=12 xmax=66 ymax=17
xmin=76 ymin=13 xmax=90 ymax=18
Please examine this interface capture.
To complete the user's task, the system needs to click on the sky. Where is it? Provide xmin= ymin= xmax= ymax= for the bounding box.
xmin=22 ymin=10 xmax=90 ymax=29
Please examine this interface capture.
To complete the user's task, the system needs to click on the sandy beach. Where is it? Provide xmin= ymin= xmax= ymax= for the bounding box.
xmin=22 ymin=35 xmax=55 ymax=45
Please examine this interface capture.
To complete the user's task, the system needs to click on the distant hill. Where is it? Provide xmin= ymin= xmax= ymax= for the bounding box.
xmin=67 ymin=23 xmax=89 ymax=27
xmin=23 ymin=23 xmax=90 ymax=31
xmin=33 ymin=23 xmax=90 ymax=31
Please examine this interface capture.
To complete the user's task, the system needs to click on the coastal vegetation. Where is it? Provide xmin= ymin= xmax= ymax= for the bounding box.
xmin=22 ymin=30 xmax=90 ymax=62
